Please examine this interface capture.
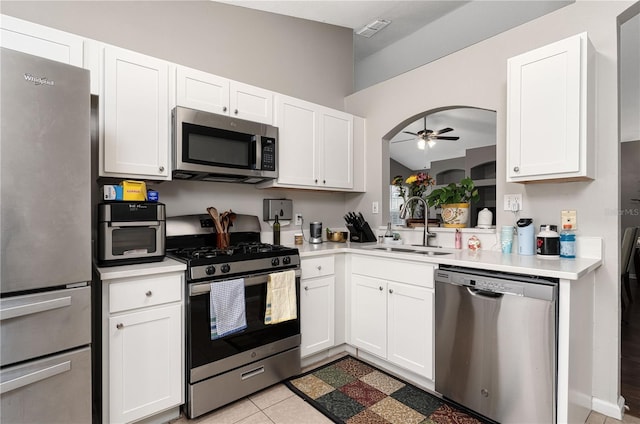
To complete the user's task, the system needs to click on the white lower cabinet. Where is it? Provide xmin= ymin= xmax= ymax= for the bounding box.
xmin=300 ymin=256 xmax=335 ymax=357
xmin=101 ymin=269 xmax=184 ymax=424
xmin=351 ymin=255 xmax=435 ymax=380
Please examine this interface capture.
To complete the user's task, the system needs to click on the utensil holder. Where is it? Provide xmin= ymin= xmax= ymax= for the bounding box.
xmin=216 ymin=233 xmax=230 ymax=249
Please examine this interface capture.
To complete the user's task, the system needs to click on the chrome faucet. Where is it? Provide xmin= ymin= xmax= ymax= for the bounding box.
xmin=399 ymin=196 xmax=437 ymax=247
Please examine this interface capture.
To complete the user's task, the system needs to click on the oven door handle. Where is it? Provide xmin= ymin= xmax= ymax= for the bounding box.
xmin=189 ymin=269 xmax=301 ymax=296
xmin=110 ymin=221 xmax=162 ymax=227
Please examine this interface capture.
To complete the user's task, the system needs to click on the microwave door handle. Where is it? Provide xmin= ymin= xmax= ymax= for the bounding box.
xmin=110 ymin=221 xmax=161 ymax=227
xmin=253 ymin=136 xmax=260 ymax=170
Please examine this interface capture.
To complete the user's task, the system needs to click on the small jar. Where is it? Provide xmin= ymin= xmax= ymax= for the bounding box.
xmin=560 ymin=227 xmax=576 ymax=259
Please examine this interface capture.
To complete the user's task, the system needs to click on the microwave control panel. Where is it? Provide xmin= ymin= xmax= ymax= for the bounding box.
xmin=261 ymin=137 xmax=276 ymax=171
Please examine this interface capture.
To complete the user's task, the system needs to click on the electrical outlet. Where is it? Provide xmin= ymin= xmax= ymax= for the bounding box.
xmin=294 ymin=213 xmax=303 ymax=226
xmin=372 ymin=201 xmax=379 ymax=214
xmin=561 ymin=210 xmax=577 ymax=230
xmin=504 ymin=194 xmax=523 ymax=211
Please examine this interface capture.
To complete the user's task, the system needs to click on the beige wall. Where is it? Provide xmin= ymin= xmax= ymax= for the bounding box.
xmin=1 ymin=1 xmax=356 ymax=234
xmin=0 ymin=0 xmax=353 ymax=110
xmin=345 ymin=0 xmax=633 ymax=416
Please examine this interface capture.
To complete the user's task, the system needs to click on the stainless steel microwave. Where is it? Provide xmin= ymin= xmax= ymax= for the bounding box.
xmin=172 ymin=106 xmax=278 ymax=183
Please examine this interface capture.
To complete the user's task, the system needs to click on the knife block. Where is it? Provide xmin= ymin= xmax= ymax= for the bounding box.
xmin=346 ymin=223 xmax=377 ymax=243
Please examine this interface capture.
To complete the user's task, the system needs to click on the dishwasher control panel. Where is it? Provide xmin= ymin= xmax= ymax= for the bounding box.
xmin=459 ymin=275 xmax=524 ymax=296
xmin=435 ymin=267 xmax=558 ymax=301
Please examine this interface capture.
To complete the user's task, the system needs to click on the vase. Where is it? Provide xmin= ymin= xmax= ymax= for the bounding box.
xmin=440 ymin=203 xmax=470 ymax=228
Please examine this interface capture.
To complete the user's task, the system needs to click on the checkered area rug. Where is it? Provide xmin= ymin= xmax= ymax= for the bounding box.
xmin=285 ymin=356 xmax=489 ymax=424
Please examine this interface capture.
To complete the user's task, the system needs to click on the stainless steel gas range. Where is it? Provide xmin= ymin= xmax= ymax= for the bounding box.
xmin=166 ymin=214 xmax=301 ymax=419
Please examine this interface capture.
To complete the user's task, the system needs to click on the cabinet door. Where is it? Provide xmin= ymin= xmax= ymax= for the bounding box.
xmin=176 ymin=66 xmax=229 ymax=115
xmin=0 ymin=15 xmax=83 ymax=66
xmin=109 ymin=303 xmax=182 ymax=424
xmin=507 ymin=34 xmax=584 ymax=181
xmin=319 ymin=109 xmax=353 ymax=189
xmin=102 ymin=46 xmax=170 ymax=179
xmin=230 ymin=81 xmax=274 ymax=125
xmin=274 ymin=95 xmax=318 ymax=186
xmin=300 ymin=275 xmax=335 ymax=357
xmin=387 ymin=282 xmax=434 ymax=379
xmin=351 ymin=274 xmax=387 ymax=358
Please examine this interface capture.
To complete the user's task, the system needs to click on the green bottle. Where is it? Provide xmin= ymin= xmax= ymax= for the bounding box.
xmin=273 ymin=215 xmax=281 ymax=245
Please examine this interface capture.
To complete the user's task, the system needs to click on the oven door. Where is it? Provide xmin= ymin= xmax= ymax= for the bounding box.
xmin=187 ymin=269 xmax=301 ymax=383
xmin=98 ymin=221 xmax=166 ymax=265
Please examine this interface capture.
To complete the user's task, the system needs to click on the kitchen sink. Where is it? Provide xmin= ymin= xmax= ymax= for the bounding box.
xmin=368 ymin=246 xmax=453 ymax=256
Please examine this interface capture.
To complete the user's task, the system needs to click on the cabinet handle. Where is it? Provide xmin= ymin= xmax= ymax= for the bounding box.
xmin=315 ymin=179 xmax=318 ymax=184
xmin=323 ymin=180 xmax=326 ymax=184
xmin=146 ymin=291 xmax=152 ymax=297
xmin=223 ymin=106 xmax=228 ymax=112
xmin=159 ymin=166 xmax=164 ymax=172
xmin=116 ymin=323 xmax=124 ymax=330
xmin=316 ymin=265 xmax=322 ymax=271
xmin=379 ymin=286 xmax=383 ymax=291
xmin=234 ymin=109 xmax=239 ymax=115
xmin=304 ymin=286 xmax=309 ymax=291
xmin=513 ymin=166 xmax=519 ymax=172
xmin=389 ymin=289 xmax=394 ymax=294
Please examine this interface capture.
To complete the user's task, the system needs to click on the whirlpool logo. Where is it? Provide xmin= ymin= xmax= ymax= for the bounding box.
xmin=24 ymin=73 xmax=55 ymax=86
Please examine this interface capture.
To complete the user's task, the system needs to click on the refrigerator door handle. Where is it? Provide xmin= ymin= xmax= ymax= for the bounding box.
xmin=0 ymin=360 xmax=71 ymax=394
xmin=0 ymin=296 xmax=72 ymax=321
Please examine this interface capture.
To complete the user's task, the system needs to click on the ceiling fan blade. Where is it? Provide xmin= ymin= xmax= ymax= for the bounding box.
xmin=433 ymin=136 xmax=460 ymax=141
xmin=402 ymin=131 xmax=418 ymax=136
xmin=436 ymin=127 xmax=454 ymax=135
xmin=391 ymin=138 xmax=416 ymax=143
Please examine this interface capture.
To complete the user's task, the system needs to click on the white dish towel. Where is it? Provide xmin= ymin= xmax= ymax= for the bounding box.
xmin=265 ymin=270 xmax=297 ymax=325
xmin=210 ymin=278 xmax=247 ymax=340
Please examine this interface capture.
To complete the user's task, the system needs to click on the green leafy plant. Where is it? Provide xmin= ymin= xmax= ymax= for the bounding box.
xmin=426 ymin=177 xmax=479 ymax=208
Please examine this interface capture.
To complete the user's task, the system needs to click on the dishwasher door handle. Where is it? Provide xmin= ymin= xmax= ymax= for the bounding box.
xmin=466 ymin=287 xmax=504 ymax=298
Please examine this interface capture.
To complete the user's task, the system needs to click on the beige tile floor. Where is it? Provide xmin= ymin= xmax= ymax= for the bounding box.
xmin=172 ymin=354 xmax=640 ymax=424
xmin=172 ymin=382 xmax=640 ymax=424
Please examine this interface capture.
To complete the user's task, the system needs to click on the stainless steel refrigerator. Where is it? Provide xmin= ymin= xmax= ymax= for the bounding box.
xmin=0 ymin=47 xmax=92 ymax=423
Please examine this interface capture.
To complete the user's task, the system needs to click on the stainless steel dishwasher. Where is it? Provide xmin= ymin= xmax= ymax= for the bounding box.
xmin=434 ymin=266 xmax=558 ymax=424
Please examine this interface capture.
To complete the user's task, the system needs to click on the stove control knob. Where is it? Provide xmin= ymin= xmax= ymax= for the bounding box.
xmin=221 ymin=264 xmax=231 ymax=273
xmin=283 ymin=256 xmax=291 ymax=265
xmin=206 ymin=266 xmax=216 ymax=275
xmin=271 ymin=257 xmax=280 ymax=266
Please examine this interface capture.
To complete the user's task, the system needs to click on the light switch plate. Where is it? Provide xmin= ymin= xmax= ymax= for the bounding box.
xmin=372 ymin=201 xmax=379 ymax=214
xmin=504 ymin=194 xmax=523 ymax=211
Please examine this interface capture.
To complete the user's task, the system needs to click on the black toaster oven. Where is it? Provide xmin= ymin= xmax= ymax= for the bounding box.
xmin=97 ymin=202 xmax=166 ymax=266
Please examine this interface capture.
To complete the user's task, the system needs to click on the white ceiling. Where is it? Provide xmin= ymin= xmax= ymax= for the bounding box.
xmin=216 ymin=1 xmax=470 ymax=61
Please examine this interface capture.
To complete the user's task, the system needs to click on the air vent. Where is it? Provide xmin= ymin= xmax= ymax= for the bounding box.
xmin=355 ymin=19 xmax=391 ymax=38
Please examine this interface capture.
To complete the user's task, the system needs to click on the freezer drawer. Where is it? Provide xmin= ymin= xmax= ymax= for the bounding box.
xmin=1 ymin=346 xmax=91 ymax=424
xmin=0 ymin=285 xmax=91 ymax=366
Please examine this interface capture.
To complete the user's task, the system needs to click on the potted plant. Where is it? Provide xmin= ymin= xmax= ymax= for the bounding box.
xmin=425 ymin=177 xmax=479 ymax=227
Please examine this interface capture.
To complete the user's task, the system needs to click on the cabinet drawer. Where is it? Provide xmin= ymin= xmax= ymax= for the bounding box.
xmin=0 ymin=286 xmax=90 ymax=367
xmin=109 ymin=273 xmax=182 ymax=313
xmin=352 ymin=255 xmax=434 ymax=288
xmin=301 ymin=256 xmax=334 ymax=278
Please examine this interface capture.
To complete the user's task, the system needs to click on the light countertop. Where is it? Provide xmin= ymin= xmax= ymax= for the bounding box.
xmin=96 ymin=257 xmax=186 ymax=281
xmin=290 ymin=241 xmax=602 ymax=280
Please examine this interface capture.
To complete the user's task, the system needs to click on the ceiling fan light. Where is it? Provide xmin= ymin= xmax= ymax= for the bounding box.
xmin=427 ymin=139 xmax=436 ymax=148
xmin=417 ymin=139 xmax=426 ymax=150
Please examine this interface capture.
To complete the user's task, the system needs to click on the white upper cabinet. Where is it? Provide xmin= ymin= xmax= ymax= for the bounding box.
xmin=100 ymin=45 xmax=171 ymax=180
xmin=0 ymin=14 xmax=84 ymax=67
xmin=176 ymin=66 xmax=274 ymax=125
xmin=265 ymin=95 xmax=354 ymax=191
xmin=507 ymin=32 xmax=594 ymax=183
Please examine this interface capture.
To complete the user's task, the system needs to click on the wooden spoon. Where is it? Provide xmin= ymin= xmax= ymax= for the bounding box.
xmin=206 ymin=207 xmax=223 ymax=233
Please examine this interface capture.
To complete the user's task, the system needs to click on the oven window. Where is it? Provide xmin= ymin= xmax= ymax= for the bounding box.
xmin=112 ymin=228 xmax=157 ymax=255
xmin=188 ymin=280 xmax=300 ymax=371
xmin=183 ymin=122 xmax=253 ymax=169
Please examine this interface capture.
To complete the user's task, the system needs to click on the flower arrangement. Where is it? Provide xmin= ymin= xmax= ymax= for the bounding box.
xmin=392 ymin=172 xmax=435 ymax=218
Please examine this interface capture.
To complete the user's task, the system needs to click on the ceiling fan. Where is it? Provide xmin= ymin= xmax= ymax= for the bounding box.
xmin=393 ymin=117 xmax=460 ymax=150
